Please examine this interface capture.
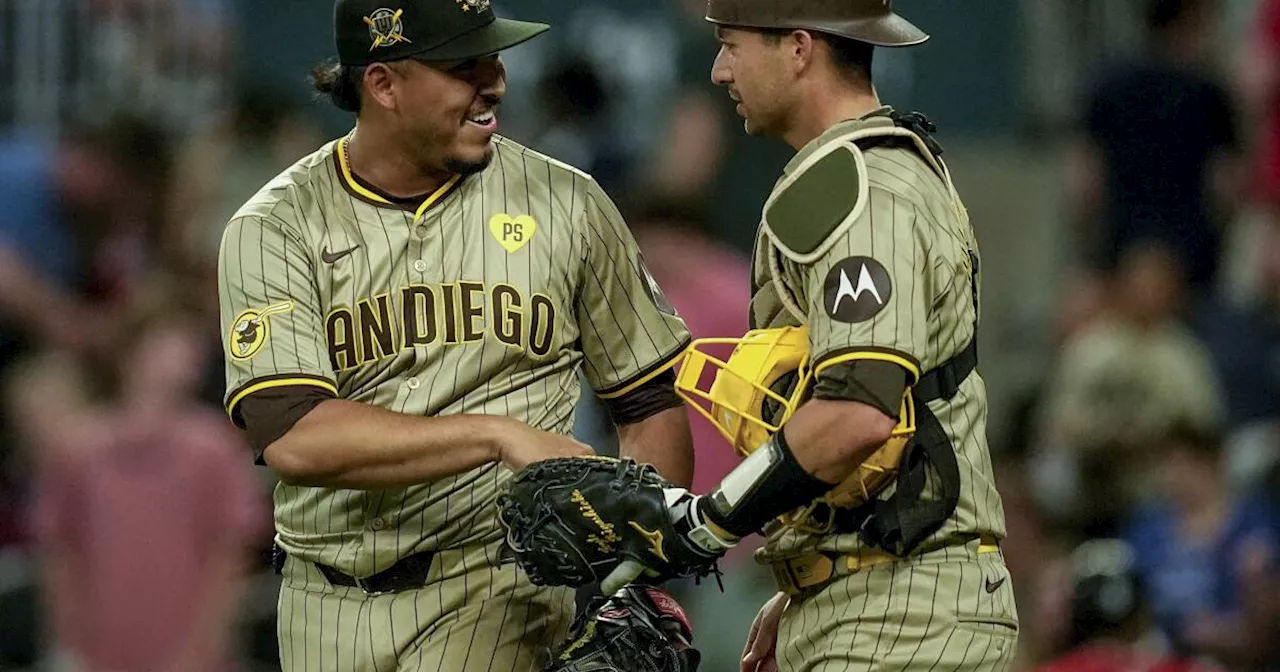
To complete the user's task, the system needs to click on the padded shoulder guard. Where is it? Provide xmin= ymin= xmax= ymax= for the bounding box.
xmin=763 ymin=124 xmax=949 ymax=266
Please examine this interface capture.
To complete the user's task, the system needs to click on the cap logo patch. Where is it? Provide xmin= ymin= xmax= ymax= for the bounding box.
xmin=364 ymin=8 xmax=411 ymax=51
xmin=455 ymin=0 xmax=491 ymax=12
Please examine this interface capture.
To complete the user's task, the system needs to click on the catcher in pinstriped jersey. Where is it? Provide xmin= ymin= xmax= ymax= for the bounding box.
xmin=686 ymin=2 xmax=1021 ymax=670
xmin=534 ymin=2 xmax=1022 ymax=671
xmin=216 ymin=0 xmax=698 ymax=669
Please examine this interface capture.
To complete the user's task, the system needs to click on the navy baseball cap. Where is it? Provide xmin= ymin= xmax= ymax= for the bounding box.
xmin=335 ymin=0 xmax=549 ymax=65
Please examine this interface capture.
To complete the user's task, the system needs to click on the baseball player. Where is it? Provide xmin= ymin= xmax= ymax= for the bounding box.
xmin=216 ymin=0 xmax=695 ymax=669
xmin=551 ymin=1 xmax=1020 ymax=670
xmin=695 ymin=2 xmax=1019 ymax=670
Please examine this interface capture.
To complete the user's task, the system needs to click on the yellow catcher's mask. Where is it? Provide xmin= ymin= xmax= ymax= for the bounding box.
xmin=673 ymin=326 xmax=917 ymax=534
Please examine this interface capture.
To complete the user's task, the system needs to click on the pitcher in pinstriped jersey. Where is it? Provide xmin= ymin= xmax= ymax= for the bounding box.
xmin=647 ymin=1 xmax=1020 ymax=670
xmin=216 ymin=0 xmax=697 ymax=670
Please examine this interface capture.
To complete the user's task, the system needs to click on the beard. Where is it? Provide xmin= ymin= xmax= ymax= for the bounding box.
xmin=445 ymin=143 xmax=495 ymax=176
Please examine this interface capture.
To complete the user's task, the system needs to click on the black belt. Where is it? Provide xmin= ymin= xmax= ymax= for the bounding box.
xmin=275 ymin=544 xmax=437 ymax=595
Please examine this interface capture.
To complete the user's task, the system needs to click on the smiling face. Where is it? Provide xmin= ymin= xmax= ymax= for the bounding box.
xmin=379 ymin=55 xmax=507 ymax=176
xmin=710 ymin=26 xmax=797 ymax=138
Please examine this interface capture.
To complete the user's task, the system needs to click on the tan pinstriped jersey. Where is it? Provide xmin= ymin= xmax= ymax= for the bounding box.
xmin=218 ymin=133 xmax=690 ymax=576
xmin=751 ymin=110 xmax=1006 ymax=561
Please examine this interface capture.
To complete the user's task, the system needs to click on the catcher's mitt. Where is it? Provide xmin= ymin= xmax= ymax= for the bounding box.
xmin=546 ymin=585 xmax=701 ymax=672
xmin=497 ymin=456 xmax=721 ymax=589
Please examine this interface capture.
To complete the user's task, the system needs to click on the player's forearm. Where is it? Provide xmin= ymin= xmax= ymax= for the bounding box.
xmin=617 ymin=406 xmax=695 ymax=488
xmin=263 ymin=399 xmax=507 ymax=488
xmin=782 ymin=399 xmax=896 ymax=484
xmin=697 ymin=399 xmax=895 ymax=539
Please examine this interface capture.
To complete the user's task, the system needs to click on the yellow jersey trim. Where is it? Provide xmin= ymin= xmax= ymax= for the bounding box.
xmin=415 ymin=174 xmax=462 ymax=220
xmin=596 ymin=340 xmax=692 ymax=400
xmin=225 ymin=377 xmax=340 ymax=420
xmin=336 ymin=136 xmax=462 ymax=218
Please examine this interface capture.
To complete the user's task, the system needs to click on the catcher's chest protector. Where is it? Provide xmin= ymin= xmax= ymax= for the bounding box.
xmin=821 ymin=113 xmax=975 ymax=556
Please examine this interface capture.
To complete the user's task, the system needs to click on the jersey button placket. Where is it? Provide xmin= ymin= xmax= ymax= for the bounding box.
xmin=413 ymin=259 xmax=428 ymax=274
xmin=406 ymin=377 xmax=420 ymax=390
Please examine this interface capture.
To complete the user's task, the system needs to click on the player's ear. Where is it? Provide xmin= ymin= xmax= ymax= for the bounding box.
xmin=363 ymin=63 xmax=399 ymax=111
xmin=789 ymin=29 xmax=816 ymax=74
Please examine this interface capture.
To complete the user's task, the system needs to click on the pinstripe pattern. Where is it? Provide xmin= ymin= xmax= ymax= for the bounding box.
xmin=745 ymin=111 xmax=1016 ymax=669
xmin=218 ymin=134 xmax=689 ymax=669
xmin=275 ymin=544 xmax=576 ymax=672
xmin=774 ymin=548 xmax=1018 ymax=671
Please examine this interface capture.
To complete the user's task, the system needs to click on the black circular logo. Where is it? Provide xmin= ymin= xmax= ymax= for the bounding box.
xmin=823 ymin=257 xmax=892 ymax=323
xmin=637 ymin=257 xmax=677 ymax=316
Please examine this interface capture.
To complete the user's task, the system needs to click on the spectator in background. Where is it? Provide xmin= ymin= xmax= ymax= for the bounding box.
xmin=1239 ymin=0 xmax=1280 ymax=220
xmin=1034 ymin=539 xmax=1222 ymax=672
xmin=0 ymin=116 xmax=171 ymax=573
xmin=168 ymin=87 xmax=324 ymax=280
xmin=1124 ymin=425 xmax=1279 ymax=668
xmin=1038 ymin=242 xmax=1224 ymax=535
xmin=526 ymin=56 xmax=635 ymax=194
xmin=1067 ymin=0 xmax=1242 ymax=294
xmin=30 ymin=293 xmax=267 ymax=672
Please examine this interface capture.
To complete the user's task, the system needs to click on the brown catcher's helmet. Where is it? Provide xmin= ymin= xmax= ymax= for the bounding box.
xmin=705 ymin=0 xmax=929 ymax=47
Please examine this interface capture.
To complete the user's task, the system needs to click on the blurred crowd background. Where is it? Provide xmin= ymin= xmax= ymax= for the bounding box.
xmin=1 ymin=0 xmax=1279 ymax=670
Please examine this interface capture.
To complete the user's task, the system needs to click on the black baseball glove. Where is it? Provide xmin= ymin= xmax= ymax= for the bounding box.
xmin=546 ymin=585 xmax=701 ymax=672
xmin=497 ymin=456 xmax=730 ymax=591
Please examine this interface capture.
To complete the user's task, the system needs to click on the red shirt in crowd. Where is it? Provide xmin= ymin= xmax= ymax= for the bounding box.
xmin=1035 ymin=642 xmax=1222 ymax=672
xmin=34 ymin=407 xmax=267 ymax=672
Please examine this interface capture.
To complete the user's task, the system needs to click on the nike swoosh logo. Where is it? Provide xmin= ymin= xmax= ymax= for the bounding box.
xmin=322 ymin=245 xmax=360 ymax=263
xmin=984 ymin=576 xmax=1006 ymax=594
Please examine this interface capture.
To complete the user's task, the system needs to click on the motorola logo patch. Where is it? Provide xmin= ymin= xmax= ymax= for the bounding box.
xmin=823 ymin=257 xmax=892 ymax=323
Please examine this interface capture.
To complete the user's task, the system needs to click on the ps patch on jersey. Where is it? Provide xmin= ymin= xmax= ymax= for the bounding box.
xmin=489 ymin=213 xmax=537 ymax=253
xmin=824 ymin=257 xmax=891 ymax=323
xmin=228 ymin=301 xmax=294 ymax=361
xmin=637 ymin=257 xmax=677 ymax=316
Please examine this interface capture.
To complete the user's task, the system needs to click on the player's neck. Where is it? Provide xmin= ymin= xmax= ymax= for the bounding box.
xmin=783 ymin=86 xmax=882 ymax=151
xmin=347 ymin=125 xmax=451 ymax=199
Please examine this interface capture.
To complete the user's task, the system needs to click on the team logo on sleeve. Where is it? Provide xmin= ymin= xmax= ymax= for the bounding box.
xmin=637 ymin=257 xmax=677 ymax=316
xmin=824 ymin=257 xmax=891 ymax=323
xmin=228 ymin=301 xmax=294 ymax=361
xmin=489 ymin=214 xmax=538 ymax=253
xmin=364 ymin=8 xmax=411 ymax=51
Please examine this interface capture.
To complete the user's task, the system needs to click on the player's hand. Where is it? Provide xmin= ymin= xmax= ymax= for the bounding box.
xmin=601 ymin=489 xmax=738 ymax=594
xmin=494 ymin=421 xmax=595 ymax=472
xmin=741 ymin=591 xmax=789 ymax=672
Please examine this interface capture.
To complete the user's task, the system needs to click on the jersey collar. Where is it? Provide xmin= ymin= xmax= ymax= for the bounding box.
xmin=782 ymin=105 xmax=896 ymax=176
xmin=333 ymin=135 xmax=463 ymax=220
